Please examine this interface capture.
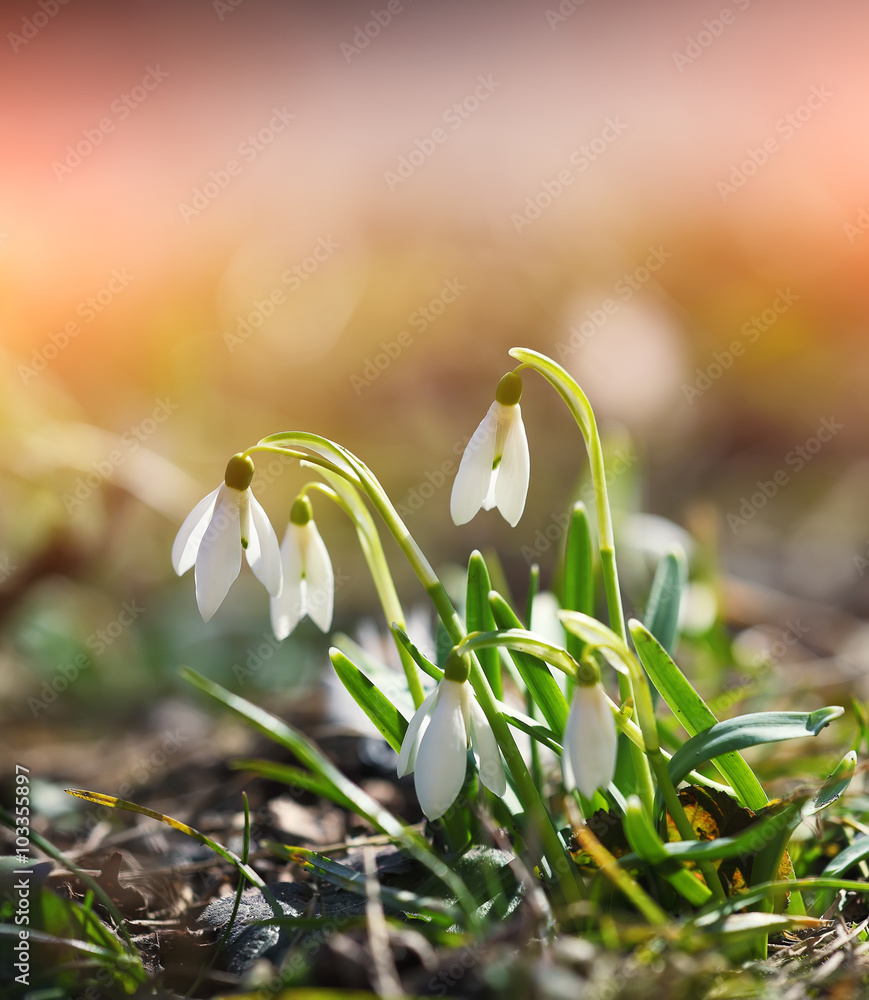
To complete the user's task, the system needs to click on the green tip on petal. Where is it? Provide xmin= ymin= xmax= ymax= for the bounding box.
xmin=290 ymin=495 xmax=313 ymax=526
xmin=495 ymin=371 xmax=522 ymax=407
xmin=443 ymin=650 xmax=471 ymax=683
xmin=224 ymin=453 xmax=255 ymax=491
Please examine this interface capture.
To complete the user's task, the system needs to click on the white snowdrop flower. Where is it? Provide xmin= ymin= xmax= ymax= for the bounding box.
xmin=450 ymin=372 xmax=530 ymax=527
xmin=270 ymin=496 xmax=334 ymax=640
xmin=397 ymin=656 xmax=506 ymax=820
xmin=172 ymin=453 xmax=282 ymax=622
xmin=562 ymin=681 xmax=618 ymax=799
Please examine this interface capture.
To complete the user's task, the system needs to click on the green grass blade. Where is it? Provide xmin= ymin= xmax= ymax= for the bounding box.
xmin=64 ymin=789 xmax=265 ymax=889
xmin=488 ymin=591 xmax=569 ymax=734
xmin=230 ymin=758 xmax=360 ymax=813
xmin=667 ymin=707 xmax=844 ymax=789
xmin=467 ymin=550 xmax=502 ymax=698
xmin=329 ymin=647 xmax=409 ymax=752
xmin=643 ymin=549 xmax=686 ymax=656
xmin=629 ymin=619 xmax=768 ymax=810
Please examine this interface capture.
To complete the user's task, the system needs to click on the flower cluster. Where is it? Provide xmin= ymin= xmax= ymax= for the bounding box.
xmin=172 ymin=368 xmax=618 ymax=821
xmin=172 ymin=454 xmax=333 ymax=636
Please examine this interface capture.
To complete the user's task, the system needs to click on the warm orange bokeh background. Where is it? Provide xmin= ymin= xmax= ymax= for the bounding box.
xmin=3 ymin=0 xmax=869 ymax=718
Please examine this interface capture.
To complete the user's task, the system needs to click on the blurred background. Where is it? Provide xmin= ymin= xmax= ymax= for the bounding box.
xmin=2 ymin=0 xmax=869 ymax=758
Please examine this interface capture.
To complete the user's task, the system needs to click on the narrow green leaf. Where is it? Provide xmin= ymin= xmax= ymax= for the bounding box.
xmin=620 ymin=799 xmax=804 ymax=867
xmin=622 ymin=796 xmax=712 ymax=906
xmin=467 ymin=551 xmax=502 ymax=698
xmin=667 ymin=708 xmax=844 ymax=788
xmin=562 ymin=502 xmax=594 ymax=617
xmin=630 ymin=620 xmax=768 ymax=811
xmin=329 ymin=647 xmax=409 ymax=752
xmin=488 ymin=591 xmax=569 ymax=735
xmin=693 ymin=876 xmax=869 ymax=924
xmin=64 ymin=789 xmax=265 ymax=889
xmin=814 ymin=831 xmax=869 ymax=914
xmin=822 ymin=833 xmax=869 ymax=879
xmin=391 ymin=624 xmax=444 ymax=681
xmin=803 ymin=750 xmax=857 ymax=817
xmin=643 ymin=548 xmax=686 ymax=656
xmin=230 ymin=759 xmax=360 ymax=813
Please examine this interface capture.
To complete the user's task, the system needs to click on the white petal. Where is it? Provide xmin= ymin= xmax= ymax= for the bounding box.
xmin=468 ymin=696 xmax=507 ymax=795
xmin=246 ymin=494 xmax=283 ymax=597
xmin=270 ymin=525 xmax=305 ymax=640
xmin=414 ymin=679 xmax=469 ymax=820
xmin=302 ymin=522 xmax=334 ymax=632
xmin=450 ymin=403 xmax=499 ymax=526
xmin=396 ymin=686 xmax=440 ymax=777
xmin=193 ymin=486 xmax=242 ymax=622
xmin=171 ymin=486 xmax=221 ymax=575
xmin=494 ymin=404 xmax=529 ymax=527
xmin=563 ymin=684 xmax=617 ymax=799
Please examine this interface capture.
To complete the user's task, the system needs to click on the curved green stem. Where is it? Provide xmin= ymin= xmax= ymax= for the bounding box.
xmin=509 ymin=349 xmax=655 ymax=822
xmin=302 ymin=473 xmax=425 ymax=708
xmin=249 ymin=433 xmax=587 ymax=909
xmin=509 ymin=348 xmax=625 ymax=642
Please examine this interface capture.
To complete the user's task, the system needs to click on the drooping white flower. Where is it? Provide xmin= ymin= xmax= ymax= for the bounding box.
xmin=270 ymin=496 xmax=334 ymax=639
xmin=397 ymin=666 xmax=506 ymax=821
xmin=562 ymin=682 xmax=618 ymax=799
xmin=172 ymin=453 xmax=282 ymax=622
xmin=450 ymin=372 xmax=530 ymax=527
